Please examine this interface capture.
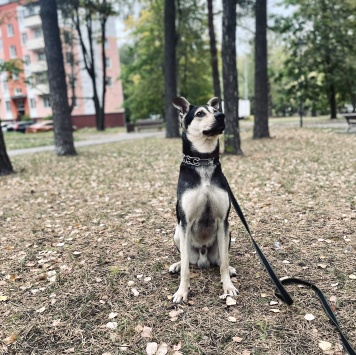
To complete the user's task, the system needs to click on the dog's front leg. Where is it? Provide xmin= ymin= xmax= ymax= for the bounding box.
xmin=217 ymin=221 xmax=238 ymax=296
xmin=172 ymin=226 xmax=190 ymax=303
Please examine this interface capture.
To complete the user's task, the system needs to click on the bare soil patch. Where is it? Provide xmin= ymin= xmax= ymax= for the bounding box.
xmin=0 ymin=128 xmax=355 ymax=355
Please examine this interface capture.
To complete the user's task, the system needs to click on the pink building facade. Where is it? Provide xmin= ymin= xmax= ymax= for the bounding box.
xmin=0 ymin=0 xmax=125 ymax=128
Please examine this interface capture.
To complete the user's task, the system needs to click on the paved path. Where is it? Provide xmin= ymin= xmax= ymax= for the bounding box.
xmin=8 ymin=131 xmax=165 ymax=157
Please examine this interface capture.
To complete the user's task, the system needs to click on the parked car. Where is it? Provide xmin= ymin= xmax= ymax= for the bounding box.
xmin=26 ymin=120 xmax=78 ymax=133
xmin=1 ymin=122 xmax=11 ymax=132
xmin=7 ymin=121 xmax=33 ymax=133
xmin=26 ymin=120 xmax=54 ymax=133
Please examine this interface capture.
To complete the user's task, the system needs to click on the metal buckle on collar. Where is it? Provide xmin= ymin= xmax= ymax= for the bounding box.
xmin=182 ymin=154 xmax=216 ymax=167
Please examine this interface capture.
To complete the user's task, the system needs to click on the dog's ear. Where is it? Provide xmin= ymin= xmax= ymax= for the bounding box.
xmin=172 ymin=97 xmax=190 ymax=115
xmin=207 ymin=97 xmax=220 ymax=110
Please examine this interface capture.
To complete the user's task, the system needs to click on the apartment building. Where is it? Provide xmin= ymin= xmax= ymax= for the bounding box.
xmin=0 ymin=0 xmax=125 ymax=128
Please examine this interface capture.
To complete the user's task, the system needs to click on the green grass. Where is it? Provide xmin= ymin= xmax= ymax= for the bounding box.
xmin=3 ymin=127 xmax=126 ymax=150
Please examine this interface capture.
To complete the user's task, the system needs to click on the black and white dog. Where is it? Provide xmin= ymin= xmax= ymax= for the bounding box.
xmin=169 ymin=96 xmax=238 ymax=303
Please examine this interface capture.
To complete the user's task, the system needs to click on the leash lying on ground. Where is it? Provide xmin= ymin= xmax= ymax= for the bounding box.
xmin=222 ymin=175 xmax=355 ymax=355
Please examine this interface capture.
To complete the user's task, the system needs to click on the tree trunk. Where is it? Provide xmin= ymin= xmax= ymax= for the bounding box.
xmin=40 ymin=0 xmax=76 ymax=156
xmin=329 ymin=82 xmax=337 ymax=119
xmin=222 ymin=0 xmax=242 ymax=155
xmin=164 ymin=0 xmax=180 ymax=138
xmin=99 ymin=16 xmax=108 ymax=131
xmin=253 ymin=0 xmax=270 ymax=139
xmin=207 ymin=0 xmax=221 ymax=100
xmin=0 ymin=130 xmax=14 ymax=176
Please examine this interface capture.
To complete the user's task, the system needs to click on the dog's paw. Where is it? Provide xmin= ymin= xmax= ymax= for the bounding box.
xmin=223 ymin=281 xmax=239 ymax=297
xmin=169 ymin=262 xmax=181 ymax=274
xmin=172 ymin=287 xmax=189 ymax=303
xmin=229 ymin=266 xmax=237 ymax=277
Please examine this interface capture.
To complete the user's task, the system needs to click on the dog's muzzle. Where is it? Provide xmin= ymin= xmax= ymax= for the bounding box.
xmin=203 ymin=111 xmax=225 ymax=136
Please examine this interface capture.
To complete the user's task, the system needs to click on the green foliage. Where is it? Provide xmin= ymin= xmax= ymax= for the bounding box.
xmin=273 ymin=0 xmax=356 ymax=115
xmin=120 ymin=0 xmax=213 ymax=121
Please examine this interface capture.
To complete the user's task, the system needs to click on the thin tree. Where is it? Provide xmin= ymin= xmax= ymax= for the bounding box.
xmin=207 ymin=0 xmax=221 ymax=100
xmin=0 ymin=60 xmax=22 ymax=175
xmin=0 ymin=130 xmax=13 ymax=176
xmin=164 ymin=0 xmax=179 ymax=138
xmin=253 ymin=0 xmax=270 ymax=138
xmin=40 ymin=0 xmax=76 ymax=155
xmin=222 ymin=0 xmax=242 ymax=155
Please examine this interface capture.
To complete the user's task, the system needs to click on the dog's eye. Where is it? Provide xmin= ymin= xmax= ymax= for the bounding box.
xmin=196 ymin=111 xmax=205 ymax=117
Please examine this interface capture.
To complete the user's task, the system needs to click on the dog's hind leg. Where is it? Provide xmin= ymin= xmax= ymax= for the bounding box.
xmin=217 ymin=221 xmax=238 ymax=296
xmin=208 ymin=239 xmax=237 ymax=277
xmin=169 ymin=225 xmax=182 ymax=274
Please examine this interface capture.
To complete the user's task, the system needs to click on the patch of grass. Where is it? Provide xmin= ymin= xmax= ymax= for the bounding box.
xmin=0 ymin=127 xmax=355 ymax=354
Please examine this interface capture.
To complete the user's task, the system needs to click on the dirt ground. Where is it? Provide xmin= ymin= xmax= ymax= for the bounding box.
xmin=0 ymin=127 xmax=355 ymax=355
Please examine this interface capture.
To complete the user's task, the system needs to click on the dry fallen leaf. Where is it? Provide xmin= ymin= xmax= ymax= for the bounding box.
xmin=318 ymin=340 xmax=332 ymax=351
xmin=329 ymin=296 xmax=337 ymax=303
xmin=318 ymin=263 xmax=327 ymax=269
xmin=156 ymin=342 xmax=168 ymax=355
xmin=141 ymin=326 xmax=153 ymax=338
xmin=173 ymin=343 xmax=182 ymax=351
xmin=106 ymin=322 xmax=118 ymax=330
xmin=36 ymin=306 xmax=46 ymax=313
xmin=226 ymin=296 xmax=237 ymax=306
xmin=146 ymin=342 xmax=158 ymax=355
xmin=228 ymin=316 xmax=237 ymax=322
xmin=348 ymin=274 xmax=356 ymax=280
xmin=269 ymin=309 xmax=280 ymax=313
xmin=108 ymin=312 xmax=118 ymax=319
xmin=169 ymin=309 xmax=183 ymax=321
xmin=269 ymin=301 xmax=279 ymax=306
xmin=131 ymin=288 xmax=139 ymax=297
xmin=3 ymin=334 xmax=17 ymax=345
xmin=135 ymin=324 xmax=143 ymax=333
xmin=0 ymin=295 xmax=8 ymax=302
xmin=304 ymin=313 xmax=315 ymax=321
xmin=232 ymin=336 xmax=243 ymax=343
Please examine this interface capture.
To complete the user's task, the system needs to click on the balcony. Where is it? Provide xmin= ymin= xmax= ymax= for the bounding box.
xmin=23 ymin=15 xmax=42 ymax=28
xmin=32 ymin=83 xmax=50 ymax=95
xmin=29 ymin=61 xmax=47 ymax=73
xmin=27 ymin=37 xmax=45 ymax=51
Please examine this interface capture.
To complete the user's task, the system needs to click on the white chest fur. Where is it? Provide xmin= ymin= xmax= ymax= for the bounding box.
xmin=180 ymin=166 xmax=229 ymax=247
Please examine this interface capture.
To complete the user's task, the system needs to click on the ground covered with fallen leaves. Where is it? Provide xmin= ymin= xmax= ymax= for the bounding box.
xmin=0 ymin=127 xmax=355 ymax=355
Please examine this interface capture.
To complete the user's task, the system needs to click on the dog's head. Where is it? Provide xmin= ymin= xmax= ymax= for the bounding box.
xmin=172 ymin=97 xmax=225 ymax=138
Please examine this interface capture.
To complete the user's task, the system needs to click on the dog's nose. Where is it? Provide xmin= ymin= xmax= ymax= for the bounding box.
xmin=214 ymin=112 xmax=225 ymax=121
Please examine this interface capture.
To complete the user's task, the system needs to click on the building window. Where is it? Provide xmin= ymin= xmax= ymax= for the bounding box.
xmin=68 ymin=74 xmax=76 ymax=87
xmin=3 ymin=81 xmax=8 ymax=91
xmin=7 ymin=24 xmax=14 ymax=37
xmin=15 ymin=88 xmax=22 ymax=95
xmin=21 ymin=33 xmax=27 ymax=45
xmin=72 ymin=97 xmax=78 ymax=107
xmin=34 ymin=27 xmax=42 ymax=38
xmin=0 ymin=39 xmax=3 ymax=50
xmin=12 ymin=72 xmax=19 ymax=80
xmin=107 ymin=77 xmax=112 ymax=87
xmin=105 ymin=39 xmax=110 ymax=49
xmin=38 ymin=52 xmax=45 ymax=61
xmin=30 ymin=98 xmax=36 ymax=108
xmin=43 ymin=95 xmax=51 ymax=108
xmin=6 ymin=101 xmax=11 ymax=112
xmin=10 ymin=45 xmax=17 ymax=58
xmin=24 ymin=55 xmax=30 ymax=65
xmin=105 ymin=57 xmax=111 ymax=68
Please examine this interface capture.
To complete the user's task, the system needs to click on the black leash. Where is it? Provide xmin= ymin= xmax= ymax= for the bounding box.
xmin=223 ymin=175 xmax=355 ymax=355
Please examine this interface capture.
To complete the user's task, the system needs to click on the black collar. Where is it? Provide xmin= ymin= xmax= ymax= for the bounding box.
xmin=182 ymin=154 xmax=220 ymax=167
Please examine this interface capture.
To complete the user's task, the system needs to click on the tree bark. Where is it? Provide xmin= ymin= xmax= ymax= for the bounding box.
xmin=40 ymin=0 xmax=76 ymax=155
xmin=0 ymin=129 xmax=14 ymax=176
xmin=207 ymin=0 xmax=221 ymax=100
xmin=253 ymin=0 xmax=270 ymax=139
xmin=164 ymin=0 xmax=180 ymax=138
xmin=222 ymin=0 xmax=242 ymax=155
